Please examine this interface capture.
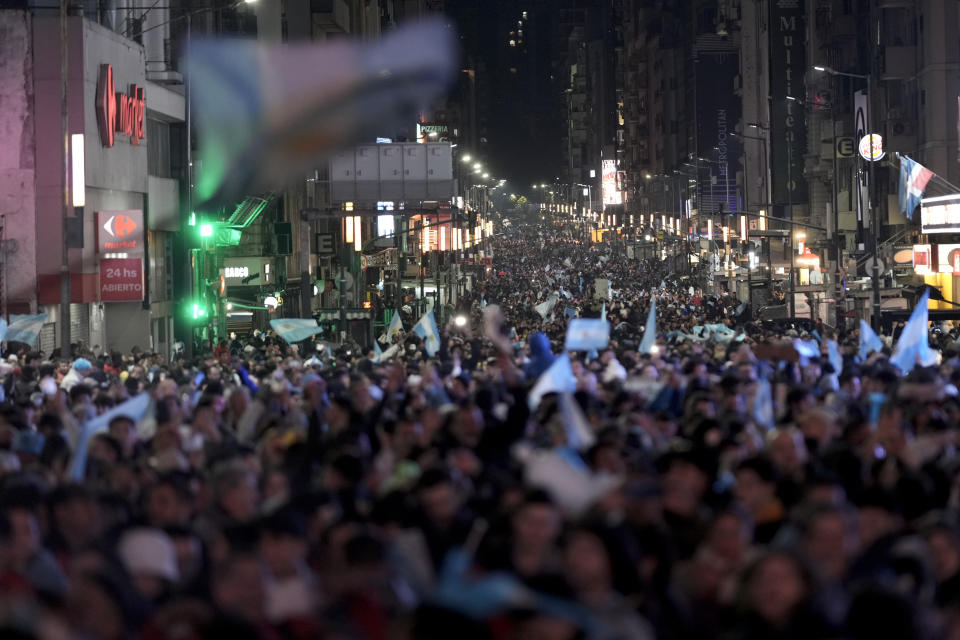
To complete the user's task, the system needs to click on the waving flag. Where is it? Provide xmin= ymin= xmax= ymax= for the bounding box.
xmin=564 ymin=306 xmax=578 ymax=320
xmin=528 ymin=354 xmax=577 ymax=410
xmin=898 ymin=155 xmax=934 ymax=219
xmin=564 ymin=318 xmax=610 ymax=351
xmin=600 ymin=302 xmax=606 ymax=321
xmin=270 ymin=318 xmax=323 ymax=344
xmin=385 ymin=310 xmax=403 ymax=340
xmin=827 ymin=339 xmax=844 ymax=375
xmin=793 ymin=338 xmax=821 ymax=366
xmin=534 ymin=294 xmax=559 ymax=319
xmin=891 ymin=289 xmax=937 ymax=372
xmin=186 ymin=20 xmax=456 ymax=208
xmin=412 ymin=310 xmax=441 ymax=356
xmin=5 ymin=314 xmax=48 ymax=346
xmin=372 ymin=340 xmax=383 ymax=362
xmin=859 ymin=319 xmax=884 ymax=361
xmin=638 ymin=297 xmax=657 ymax=354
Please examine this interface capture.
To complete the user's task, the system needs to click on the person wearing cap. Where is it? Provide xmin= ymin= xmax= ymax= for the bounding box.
xmin=60 ymin=358 xmax=92 ymax=392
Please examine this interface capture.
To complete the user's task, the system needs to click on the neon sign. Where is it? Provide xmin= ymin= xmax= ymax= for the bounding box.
xmin=95 ymin=64 xmax=145 ymax=147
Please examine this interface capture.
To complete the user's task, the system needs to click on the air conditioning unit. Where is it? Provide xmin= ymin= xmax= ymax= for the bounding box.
xmin=890 ymin=120 xmax=915 ymax=137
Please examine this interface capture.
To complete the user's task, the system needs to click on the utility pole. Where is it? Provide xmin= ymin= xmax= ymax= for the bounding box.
xmin=868 ymin=70 xmax=880 ymax=331
xmin=59 ymin=0 xmax=72 ymax=355
xmin=831 ymin=109 xmax=843 ymax=330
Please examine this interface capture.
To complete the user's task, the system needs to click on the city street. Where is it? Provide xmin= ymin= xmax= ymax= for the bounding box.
xmin=0 ymin=0 xmax=959 ymax=639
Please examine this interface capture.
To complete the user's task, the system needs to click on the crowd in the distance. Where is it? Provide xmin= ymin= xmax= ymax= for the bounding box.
xmin=1 ymin=221 xmax=960 ymax=639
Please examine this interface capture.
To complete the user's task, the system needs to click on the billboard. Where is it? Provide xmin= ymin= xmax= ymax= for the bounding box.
xmin=695 ymin=50 xmax=741 ymax=214
xmin=769 ymin=0 xmax=808 ymax=205
xmin=921 ymin=194 xmax=960 ymax=234
xmin=601 ymin=160 xmax=622 ymax=206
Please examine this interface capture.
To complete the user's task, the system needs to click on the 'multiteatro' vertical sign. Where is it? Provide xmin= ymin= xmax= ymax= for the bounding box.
xmin=769 ymin=0 xmax=808 ymax=206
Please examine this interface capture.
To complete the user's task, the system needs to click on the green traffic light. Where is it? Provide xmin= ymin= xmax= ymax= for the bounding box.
xmin=199 ymin=223 xmax=214 ymax=238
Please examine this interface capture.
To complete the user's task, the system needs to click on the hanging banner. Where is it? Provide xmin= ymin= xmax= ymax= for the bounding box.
xmin=695 ymin=50 xmax=741 ymax=215
xmin=769 ymin=0 xmax=808 ymax=206
xmin=855 ymin=90 xmax=869 ymax=231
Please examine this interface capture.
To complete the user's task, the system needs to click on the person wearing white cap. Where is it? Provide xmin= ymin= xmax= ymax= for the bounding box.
xmin=116 ymin=527 xmax=179 ymax=602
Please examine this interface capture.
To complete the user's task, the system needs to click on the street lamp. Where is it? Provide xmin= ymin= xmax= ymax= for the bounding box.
xmin=813 ymin=64 xmax=879 ymax=329
xmin=462 ymin=155 xmax=472 ymax=163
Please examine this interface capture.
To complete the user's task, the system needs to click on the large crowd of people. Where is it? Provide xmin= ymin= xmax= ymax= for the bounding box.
xmin=0 ymin=221 xmax=959 ymax=639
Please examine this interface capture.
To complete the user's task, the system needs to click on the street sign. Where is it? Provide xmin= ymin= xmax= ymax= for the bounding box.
xmin=336 ymin=269 xmax=354 ymax=291
xmin=100 ymin=257 xmax=144 ymax=302
xmin=316 ymin=233 xmax=335 ymax=255
xmin=862 ymin=256 xmax=886 ymax=276
xmin=835 ymin=136 xmax=855 ymax=158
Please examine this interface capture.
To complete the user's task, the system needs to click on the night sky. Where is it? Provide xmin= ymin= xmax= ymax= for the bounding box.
xmin=446 ymin=0 xmax=566 ymax=188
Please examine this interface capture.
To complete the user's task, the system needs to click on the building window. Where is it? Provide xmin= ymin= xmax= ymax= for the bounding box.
xmin=147 ymin=119 xmax=171 ymax=178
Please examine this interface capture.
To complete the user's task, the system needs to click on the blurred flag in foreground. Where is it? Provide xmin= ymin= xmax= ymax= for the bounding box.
xmin=529 ymin=354 xmax=577 ymax=410
xmin=891 ymin=289 xmax=937 ymax=373
xmin=270 ymin=318 xmax=323 ymax=344
xmin=187 ymin=20 xmax=456 ymax=208
xmin=71 ymin=393 xmax=152 ymax=480
xmin=4 ymin=314 xmax=48 ymax=345
xmin=859 ymin=319 xmax=884 ymax=361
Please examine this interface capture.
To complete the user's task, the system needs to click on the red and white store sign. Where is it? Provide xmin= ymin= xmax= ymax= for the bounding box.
xmin=100 ymin=258 xmax=144 ymax=302
xmin=95 ymin=64 xmax=146 ymax=147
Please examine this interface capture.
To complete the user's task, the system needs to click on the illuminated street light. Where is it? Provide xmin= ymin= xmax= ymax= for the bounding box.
xmin=462 ymin=155 xmax=472 ymax=163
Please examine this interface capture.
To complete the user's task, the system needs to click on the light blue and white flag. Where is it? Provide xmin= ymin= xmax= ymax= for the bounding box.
xmin=561 ymin=289 xmax=572 ymax=299
xmin=891 ymin=289 xmax=937 ymax=373
xmin=5 ymin=314 xmax=48 ymax=346
xmin=534 ymin=294 xmax=559 ymax=319
xmin=638 ymin=297 xmax=657 ymax=354
xmin=386 ymin=310 xmax=403 ymax=340
xmin=528 ymin=354 xmax=577 ymax=410
xmin=705 ymin=323 xmax=737 ymax=343
xmin=270 ymin=318 xmax=323 ymax=344
xmin=859 ymin=319 xmax=884 ymax=361
xmin=373 ymin=340 xmax=383 ymax=362
xmin=753 ymin=375 xmax=775 ymax=431
xmin=70 ymin=393 xmax=152 ymax=480
xmin=565 ymin=318 xmax=610 ymax=351
xmin=564 ymin=306 xmax=578 ymax=320
xmin=793 ymin=338 xmax=821 ymax=366
xmin=187 ymin=20 xmax=456 ymax=208
xmin=412 ymin=310 xmax=442 ymax=356
xmin=827 ymin=339 xmax=843 ymax=375
xmin=600 ymin=302 xmax=606 ymax=322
